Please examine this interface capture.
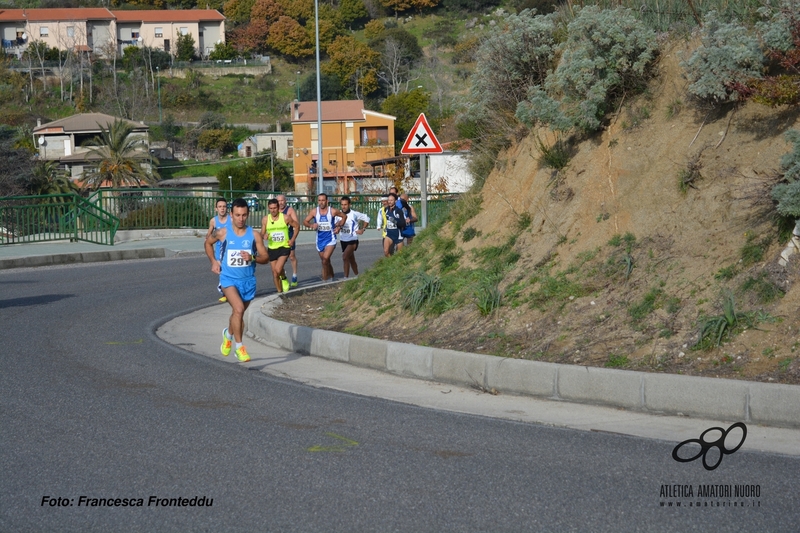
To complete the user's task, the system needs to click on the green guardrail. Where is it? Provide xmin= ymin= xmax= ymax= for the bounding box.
xmin=91 ymin=189 xmax=459 ymax=231
xmin=1 ymin=189 xmax=458 ymax=245
xmin=0 ymin=194 xmax=119 ymax=246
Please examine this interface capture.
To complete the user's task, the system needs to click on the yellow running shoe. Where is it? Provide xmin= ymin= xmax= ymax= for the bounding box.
xmin=219 ymin=296 xmax=227 ymax=303
xmin=235 ymin=345 xmax=250 ymax=362
xmin=281 ymin=278 xmax=290 ymax=292
xmin=220 ymin=328 xmax=232 ymax=356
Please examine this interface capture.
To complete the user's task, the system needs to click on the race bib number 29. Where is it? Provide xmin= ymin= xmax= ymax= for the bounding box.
xmin=226 ymin=249 xmax=250 ymax=267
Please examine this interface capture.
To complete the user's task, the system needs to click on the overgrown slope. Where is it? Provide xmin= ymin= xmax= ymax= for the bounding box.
xmin=274 ymin=42 xmax=800 ymax=384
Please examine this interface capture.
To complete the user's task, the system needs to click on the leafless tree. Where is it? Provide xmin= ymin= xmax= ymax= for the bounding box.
xmin=377 ymin=37 xmax=418 ymax=96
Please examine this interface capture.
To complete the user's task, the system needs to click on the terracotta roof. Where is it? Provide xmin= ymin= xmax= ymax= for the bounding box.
xmin=292 ymin=101 xmax=371 ymax=123
xmin=33 ymin=113 xmax=148 ymax=134
xmin=0 ymin=8 xmax=114 ymax=22
xmin=112 ymin=9 xmax=224 ymax=22
xmin=0 ymin=8 xmax=222 ymax=23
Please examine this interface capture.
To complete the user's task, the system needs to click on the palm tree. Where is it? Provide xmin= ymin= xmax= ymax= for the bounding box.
xmin=29 ymin=160 xmax=79 ymax=201
xmin=81 ymin=119 xmax=159 ymax=190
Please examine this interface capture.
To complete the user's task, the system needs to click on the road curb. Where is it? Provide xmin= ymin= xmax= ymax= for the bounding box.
xmin=245 ymin=290 xmax=800 ymax=429
xmin=0 ymin=247 xmax=167 ymax=270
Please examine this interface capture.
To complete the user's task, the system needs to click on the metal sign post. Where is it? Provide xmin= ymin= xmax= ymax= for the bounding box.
xmin=400 ymin=113 xmax=442 ymax=229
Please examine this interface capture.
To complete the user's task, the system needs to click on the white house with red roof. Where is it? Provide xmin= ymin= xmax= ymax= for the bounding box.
xmin=111 ymin=10 xmax=225 ymax=58
xmin=0 ymin=8 xmax=224 ymax=58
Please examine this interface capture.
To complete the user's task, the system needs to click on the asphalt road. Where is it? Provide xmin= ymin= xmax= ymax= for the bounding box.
xmin=1 ymin=242 xmax=799 ymax=532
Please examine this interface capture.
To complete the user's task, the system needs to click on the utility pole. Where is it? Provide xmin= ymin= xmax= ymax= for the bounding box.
xmin=156 ymin=66 xmax=162 ymax=124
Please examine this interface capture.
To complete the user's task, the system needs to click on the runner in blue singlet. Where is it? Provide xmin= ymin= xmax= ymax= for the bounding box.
xmin=206 ymin=197 xmax=232 ymax=302
xmin=303 ymin=193 xmax=345 ymax=282
xmin=205 ymin=198 xmax=270 ymax=363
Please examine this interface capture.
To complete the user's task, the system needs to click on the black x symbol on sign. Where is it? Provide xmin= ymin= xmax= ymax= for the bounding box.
xmin=415 ymin=133 xmax=428 ymax=147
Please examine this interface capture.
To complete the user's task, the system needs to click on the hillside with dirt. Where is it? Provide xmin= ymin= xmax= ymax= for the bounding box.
xmin=273 ymin=41 xmax=800 ymax=385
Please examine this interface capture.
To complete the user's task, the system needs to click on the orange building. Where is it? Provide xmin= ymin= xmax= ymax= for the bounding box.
xmin=290 ymin=100 xmax=396 ymax=195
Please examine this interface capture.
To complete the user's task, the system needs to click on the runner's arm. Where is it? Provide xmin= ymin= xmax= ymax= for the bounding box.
xmin=204 ymin=230 xmax=223 ymax=274
xmin=205 ymin=217 xmax=216 ymax=240
xmin=408 ymin=204 xmax=418 ymax=223
xmin=286 ymin=212 xmax=300 ymax=246
xmin=252 ymin=231 xmax=270 ymax=265
xmin=303 ymin=211 xmax=317 ymax=229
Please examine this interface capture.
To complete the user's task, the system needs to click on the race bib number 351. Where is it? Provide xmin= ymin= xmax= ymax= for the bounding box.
xmin=227 ymin=249 xmax=251 ymax=267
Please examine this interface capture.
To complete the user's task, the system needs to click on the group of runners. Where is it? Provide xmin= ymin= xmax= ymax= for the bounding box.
xmin=205 ymin=190 xmax=417 ymax=361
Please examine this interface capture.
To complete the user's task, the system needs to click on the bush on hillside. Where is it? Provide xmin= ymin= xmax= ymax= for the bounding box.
xmin=747 ymin=1 xmax=800 ymax=107
xmin=773 ymin=129 xmax=800 ymax=218
xmin=516 ymin=6 xmax=658 ymax=132
xmin=682 ymin=11 xmax=763 ymax=105
xmin=469 ymin=9 xmax=557 ymax=120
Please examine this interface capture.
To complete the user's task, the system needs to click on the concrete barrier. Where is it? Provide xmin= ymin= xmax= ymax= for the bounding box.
xmin=246 ymin=295 xmax=800 ymax=429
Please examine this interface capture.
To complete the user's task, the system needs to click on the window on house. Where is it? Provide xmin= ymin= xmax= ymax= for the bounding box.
xmin=180 ymin=27 xmax=189 ymax=36
xmin=199 ymin=30 xmax=204 ymax=36
xmin=39 ymin=27 xmax=49 ymax=37
xmin=155 ymin=27 xmax=163 ymax=38
xmin=328 ymin=154 xmax=337 ymax=166
xmin=287 ymin=139 xmax=293 ymax=150
xmin=360 ymin=127 xmax=389 ymax=146
xmin=132 ymin=31 xmax=140 ymax=40
xmin=67 ymin=26 xmax=74 ymax=38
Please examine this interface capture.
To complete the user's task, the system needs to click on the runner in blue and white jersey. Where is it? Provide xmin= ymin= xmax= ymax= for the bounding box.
xmin=206 ymin=197 xmax=232 ymax=302
xmin=205 ymin=198 xmax=270 ymax=362
xmin=303 ymin=193 xmax=345 ymax=282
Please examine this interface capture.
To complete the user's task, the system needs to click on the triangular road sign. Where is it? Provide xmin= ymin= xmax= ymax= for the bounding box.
xmin=401 ymin=113 xmax=443 ymax=155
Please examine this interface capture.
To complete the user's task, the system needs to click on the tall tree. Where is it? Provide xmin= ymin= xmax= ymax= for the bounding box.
xmin=175 ymin=33 xmax=198 ymax=61
xmin=267 ymin=16 xmax=313 ymax=58
xmin=223 ymin=0 xmax=257 ymax=26
xmin=80 ymin=119 xmax=158 ymax=189
xmin=381 ymin=88 xmax=429 ymax=141
xmin=230 ymin=20 xmax=271 ymax=55
xmin=0 ymin=125 xmax=35 ymax=197
xmin=322 ymin=35 xmax=380 ymax=98
xmin=28 ymin=161 xmax=79 ymax=200
xmin=338 ymin=0 xmax=369 ymax=28
xmin=251 ymin=0 xmax=284 ymax=21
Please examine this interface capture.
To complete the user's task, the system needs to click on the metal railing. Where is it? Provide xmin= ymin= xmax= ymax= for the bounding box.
xmin=91 ymin=189 xmax=459 ymax=231
xmin=0 ymin=194 xmax=119 ymax=245
xmin=1 ymin=189 xmax=458 ymax=245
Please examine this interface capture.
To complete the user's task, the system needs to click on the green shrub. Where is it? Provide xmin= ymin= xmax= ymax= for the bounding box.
xmin=695 ymin=292 xmax=754 ymax=349
xmin=121 ymin=199 xmax=208 ymax=229
xmin=475 ymin=282 xmax=502 ymax=316
xmin=536 ymin=135 xmax=571 ymax=170
xmin=682 ymin=11 xmax=763 ymax=104
xmin=772 ymin=130 xmax=800 ymax=218
xmin=403 ymin=272 xmax=441 ymax=314
xmin=628 ymin=288 xmax=662 ymax=322
xmin=469 ymin=10 xmax=557 ymax=118
xmin=605 ymin=353 xmax=629 ymax=368
xmin=740 ymin=272 xmax=785 ymax=303
xmin=516 ymin=6 xmax=658 ymax=132
xmin=462 ymin=227 xmax=481 ymax=242
xmin=740 ymin=233 xmax=772 ymax=266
